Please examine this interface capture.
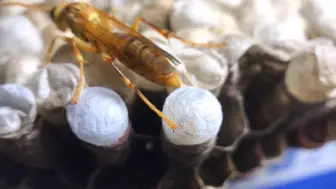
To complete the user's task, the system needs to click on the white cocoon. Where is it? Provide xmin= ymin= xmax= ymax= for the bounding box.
xmin=90 ymin=0 xmax=113 ymax=11
xmin=109 ymin=0 xmax=142 ymax=25
xmin=25 ymin=10 xmax=53 ymax=31
xmin=66 ymin=87 xmax=129 ymax=147
xmin=136 ymin=4 xmax=172 ymax=30
xmin=270 ymin=0 xmax=302 ymax=18
xmin=301 ymin=0 xmax=336 ymax=40
xmin=170 ymin=0 xmax=222 ymax=32
xmin=0 ymin=15 xmax=43 ymax=84
xmin=238 ymin=0 xmax=277 ymax=35
xmin=0 ymin=84 xmax=36 ymax=135
xmin=0 ymin=0 xmax=45 ymax=16
xmin=216 ymin=11 xmax=243 ymax=36
xmin=0 ymin=15 xmax=42 ymax=55
xmin=162 ymin=86 xmax=223 ymax=145
xmin=285 ymin=43 xmax=336 ymax=103
xmin=297 ymin=37 xmax=335 ymax=55
xmin=306 ymin=37 xmax=335 ymax=48
xmin=25 ymin=63 xmax=83 ymax=111
xmin=253 ymin=15 xmax=308 ymax=61
xmin=177 ymin=48 xmax=228 ymax=92
xmin=215 ymin=0 xmax=245 ymax=9
xmin=171 ymin=15 xmax=241 ymax=43
xmin=214 ymin=34 xmax=256 ymax=64
xmin=5 ymin=54 xmax=42 ymax=85
xmin=175 ymin=28 xmax=218 ymax=46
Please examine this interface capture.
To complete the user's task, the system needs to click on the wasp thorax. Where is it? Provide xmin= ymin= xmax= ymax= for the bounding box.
xmin=65 ymin=3 xmax=86 ymax=16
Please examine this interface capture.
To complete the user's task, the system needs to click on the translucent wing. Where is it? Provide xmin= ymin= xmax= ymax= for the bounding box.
xmin=94 ymin=8 xmax=183 ymax=66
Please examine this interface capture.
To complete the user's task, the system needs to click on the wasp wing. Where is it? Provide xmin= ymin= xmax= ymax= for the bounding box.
xmin=94 ymin=9 xmax=183 ymax=66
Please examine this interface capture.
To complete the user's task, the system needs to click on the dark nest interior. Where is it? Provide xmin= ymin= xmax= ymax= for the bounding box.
xmin=0 ymin=83 xmax=335 ymax=189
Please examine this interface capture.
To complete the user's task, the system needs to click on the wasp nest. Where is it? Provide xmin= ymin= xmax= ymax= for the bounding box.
xmin=0 ymin=0 xmax=336 ymax=189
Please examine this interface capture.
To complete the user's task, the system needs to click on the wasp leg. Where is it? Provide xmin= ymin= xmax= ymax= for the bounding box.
xmin=102 ymin=55 xmax=177 ymax=132
xmin=64 ymin=37 xmax=99 ymax=104
xmin=43 ymin=36 xmax=100 ymax=104
xmin=68 ymin=41 xmax=86 ymax=104
xmin=43 ymin=36 xmax=61 ymax=66
xmin=130 ymin=18 xmax=226 ymax=48
xmin=43 ymin=36 xmax=99 ymax=66
xmin=72 ymin=37 xmax=101 ymax=65
xmin=42 ymin=35 xmax=100 ymax=103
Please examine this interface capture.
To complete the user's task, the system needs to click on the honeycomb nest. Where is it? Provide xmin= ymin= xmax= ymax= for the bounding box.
xmin=0 ymin=1 xmax=335 ymax=189
xmin=0 ymin=45 xmax=334 ymax=189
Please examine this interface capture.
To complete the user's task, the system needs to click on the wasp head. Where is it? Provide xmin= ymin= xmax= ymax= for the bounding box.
xmin=51 ymin=3 xmax=91 ymax=31
xmin=48 ymin=3 xmax=69 ymax=31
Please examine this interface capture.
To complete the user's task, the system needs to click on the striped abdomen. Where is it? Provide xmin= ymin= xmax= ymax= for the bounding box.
xmin=112 ymin=33 xmax=180 ymax=88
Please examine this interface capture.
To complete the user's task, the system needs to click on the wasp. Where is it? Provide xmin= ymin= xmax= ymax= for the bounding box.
xmin=0 ymin=1 xmax=226 ymax=131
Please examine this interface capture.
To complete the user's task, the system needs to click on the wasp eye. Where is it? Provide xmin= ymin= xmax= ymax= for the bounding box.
xmin=49 ymin=7 xmax=56 ymax=20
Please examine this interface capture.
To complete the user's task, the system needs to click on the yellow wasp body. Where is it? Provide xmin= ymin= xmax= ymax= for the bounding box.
xmin=0 ymin=1 xmax=226 ymax=131
xmin=52 ymin=3 xmax=182 ymax=87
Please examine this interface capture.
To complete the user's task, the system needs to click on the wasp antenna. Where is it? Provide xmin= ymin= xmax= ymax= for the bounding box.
xmin=0 ymin=2 xmax=52 ymax=12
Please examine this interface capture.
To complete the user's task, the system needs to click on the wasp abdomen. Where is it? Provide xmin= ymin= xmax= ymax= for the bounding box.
xmin=115 ymin=33 xmax=173 ymax=74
